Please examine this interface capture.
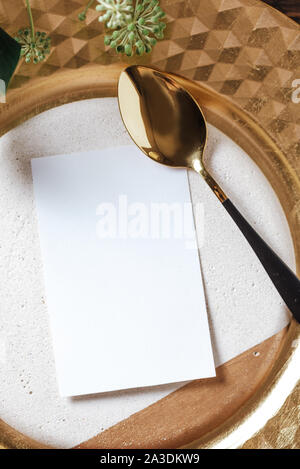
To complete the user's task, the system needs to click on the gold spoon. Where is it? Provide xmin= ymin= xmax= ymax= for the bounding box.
xmin=118 ymin=65 xmax=300 ymax=323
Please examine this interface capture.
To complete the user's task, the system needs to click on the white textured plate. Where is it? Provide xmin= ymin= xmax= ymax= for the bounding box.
xmin=0 ymin=97 xmax=295 ymax=448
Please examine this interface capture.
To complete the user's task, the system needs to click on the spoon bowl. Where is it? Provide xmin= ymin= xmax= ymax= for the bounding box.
xmin=118 ymin=66 xmax=207 ymax=171
xmin=118 ymin=66 xmax=226 ymax=202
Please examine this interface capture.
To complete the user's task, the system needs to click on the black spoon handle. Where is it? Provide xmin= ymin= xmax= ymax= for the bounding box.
xmin=222 ymin=198 xmax=300 ymax=323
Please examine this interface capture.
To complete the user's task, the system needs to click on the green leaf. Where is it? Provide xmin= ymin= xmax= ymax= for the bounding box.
xmin=0 ymin=27 xmax=21 ymax=90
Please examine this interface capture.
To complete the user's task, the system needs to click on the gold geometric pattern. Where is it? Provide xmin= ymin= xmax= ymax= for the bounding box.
xmin=2 ymin=0 xmax=300 ymax=174
xmin=242 ymin=380 xmax=300 ymax=449
xmin=1 ymin=0 xmax=300 ymax=449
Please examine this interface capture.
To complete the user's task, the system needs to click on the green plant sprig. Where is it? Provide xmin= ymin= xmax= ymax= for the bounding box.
xmin=79 ymin=0 xmax=166 ymax=56
xmin=15 ymin=0 xmax=51 ymax=64
xmin=97 ymin=0 xmax=135 ymax=29
xmin=103 ymin=0 xmax=166 ymax=56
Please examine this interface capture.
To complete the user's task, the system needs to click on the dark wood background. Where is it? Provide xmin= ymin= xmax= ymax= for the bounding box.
xmin=262 ymin=0 xmax=300 ymax=23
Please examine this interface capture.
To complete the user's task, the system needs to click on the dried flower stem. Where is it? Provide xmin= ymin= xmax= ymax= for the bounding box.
xmin=78 ymin=0 xmax=96 ymax=21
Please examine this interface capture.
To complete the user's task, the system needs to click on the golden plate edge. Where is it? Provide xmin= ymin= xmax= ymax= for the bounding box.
xmin=0 ymin=64 xmax=299 ymax=449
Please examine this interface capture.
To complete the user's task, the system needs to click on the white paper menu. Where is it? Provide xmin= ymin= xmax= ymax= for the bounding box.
xmin=31 ymin=145 xmax=215 ymax=397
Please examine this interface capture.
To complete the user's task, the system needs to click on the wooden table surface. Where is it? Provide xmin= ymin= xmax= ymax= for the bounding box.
xmin=263 ymin=0 xmax=300 ymax=23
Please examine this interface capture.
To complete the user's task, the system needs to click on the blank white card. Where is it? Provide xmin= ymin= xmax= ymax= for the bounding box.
xmin=31 ymin=146 xmax=215 ymax=397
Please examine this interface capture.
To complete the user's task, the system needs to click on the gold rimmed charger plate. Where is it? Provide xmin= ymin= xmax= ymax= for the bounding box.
xmin=0 ymin=63 xmax=298 ymax=449
xmin=0 ymin=0 xmax=299 ymax=449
